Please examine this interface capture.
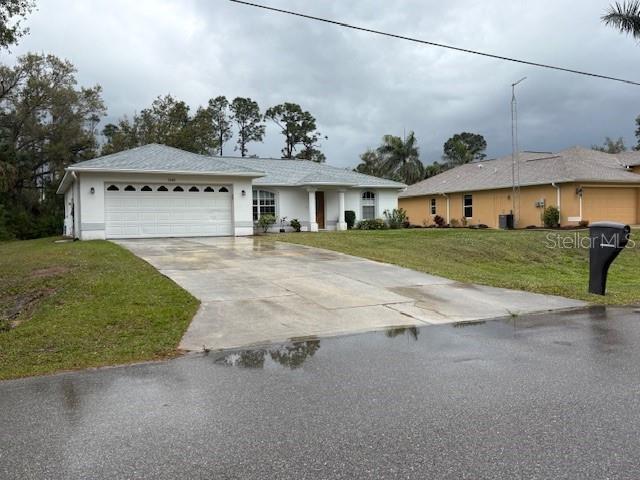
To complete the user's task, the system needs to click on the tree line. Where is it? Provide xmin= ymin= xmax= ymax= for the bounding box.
xmin=591 ymin=116 xmax=640 ymax=154
xmin=355 ymin=131 xmax=487 ymax=185
xmin=102 ymin=97 xmax=326 ymax=162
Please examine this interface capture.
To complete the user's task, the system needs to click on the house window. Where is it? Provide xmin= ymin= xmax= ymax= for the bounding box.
xmin=189 ymin=186 xmax=199 ymax=192
xmin=124 ymin=185 xmax=135 ymax=191
xmin=219 ymin=186 xmax=229 ymax=193
xmin=173 ymin=186 xmax=184 ymax=192
xmin=157 ymin=186 xmax=168 ymax=191
xmin=430 ymin=198 xmax=436 ymax=215
xmin=464 ymin=194 xmax=473 ymax=218
xmin=107 ymin=185 xmax=119 ymax=191
xmin=253 ymin=190 xmax=276 ymax=221
xmin=362 ymin=191 xmax=376 ymax=220
xmin=141 ymin=185 xmax=152 ymax=191
xmin=204 ymin=186 xmax=214 ymax=192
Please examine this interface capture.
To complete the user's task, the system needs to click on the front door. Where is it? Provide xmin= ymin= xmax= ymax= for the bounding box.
xmin=315 ymin=191 xmax=325 ymax=229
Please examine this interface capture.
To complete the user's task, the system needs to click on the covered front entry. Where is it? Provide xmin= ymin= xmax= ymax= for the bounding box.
xmin=315 ymin=191 xmax=325 ymax=229
xmin=104 ymin=182 xmax=233 ymax=238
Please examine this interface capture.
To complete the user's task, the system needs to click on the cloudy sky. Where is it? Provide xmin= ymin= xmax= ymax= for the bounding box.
xmin=5 ymin=0 xmax=640 ymax=168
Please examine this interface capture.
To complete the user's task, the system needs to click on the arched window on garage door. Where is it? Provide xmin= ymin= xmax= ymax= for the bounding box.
xmin=157 ymin=186 xmax=168 ymax=191
xmin=124 ymin=185 xmax=136 ymax=192
xmin=173 ymin=186 xmax=184 ymax=192
xmin=204 ymin=186 xmax=215 ymax=192
xmin=219 ymin=187 xmax=229 ymax=193
xmin=107 ymin=185 xmax=119 ymax=191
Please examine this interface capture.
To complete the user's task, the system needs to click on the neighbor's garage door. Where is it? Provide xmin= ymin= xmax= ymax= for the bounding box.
xmin=583 ymin=187 xmax=637 ymax=224
xmin=105 ymin=183 xmax=233 ymax=238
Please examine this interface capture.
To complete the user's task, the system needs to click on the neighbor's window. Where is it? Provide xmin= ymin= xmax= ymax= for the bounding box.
xmin=253 ymin=190 xmax=276 ymax=221
xmin=430 ymin=198 xmax=436 ymax=215
xmin=464 ymin=194 xmax=473 ymax=218
xmin=362 ymin=191 xmax=376 ymax=220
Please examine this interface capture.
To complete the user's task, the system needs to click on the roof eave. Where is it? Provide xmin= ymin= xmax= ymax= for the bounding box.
xmin=66 ymin=166 xmax=266 ymax=178
xmin=56 ymin=171 xmax=74 ymax=195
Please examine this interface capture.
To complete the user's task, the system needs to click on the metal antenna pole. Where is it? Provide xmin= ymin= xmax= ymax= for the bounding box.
xmin=511 ymin=77 xmax=526 ymax=225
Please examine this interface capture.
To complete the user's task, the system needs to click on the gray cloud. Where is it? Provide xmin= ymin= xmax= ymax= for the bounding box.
xmin=6 ymin=0 xmax=640 ymax=167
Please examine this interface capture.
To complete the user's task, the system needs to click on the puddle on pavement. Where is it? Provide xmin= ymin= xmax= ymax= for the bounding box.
xmin=210 ymin=307 xmax=635 ymax=370
xmin=214 ymin=339 xmax=321 ymax=369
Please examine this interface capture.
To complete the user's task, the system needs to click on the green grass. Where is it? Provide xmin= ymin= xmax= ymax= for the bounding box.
xmin=271 ymin=229 xmax=640 ymax=305
xmin=0 ymin=238 xmax=199 ymax=380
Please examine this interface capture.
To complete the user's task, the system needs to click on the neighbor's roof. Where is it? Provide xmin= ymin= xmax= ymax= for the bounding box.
xmin=220 ymin=156 xmax=406 ymax=188
xmin=57 ymin=143 xmax=405 ymax=194
xmin=614 ymin=150 xmax=640 ymax=167
xmin=400 ymin=146 xmax=640 ymax=198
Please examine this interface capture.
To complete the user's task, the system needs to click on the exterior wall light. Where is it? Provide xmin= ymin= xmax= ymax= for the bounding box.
xmin=90 ymin=187 xmax=95 ymax=194
xmin=241 ymin=190 xmax=246 ymax=196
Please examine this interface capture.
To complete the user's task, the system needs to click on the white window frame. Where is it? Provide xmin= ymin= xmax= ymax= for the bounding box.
xmin=253 ymin=189 xmax=277 ymax=221
xmin=361 ymin=191 xmax=376 ymax=220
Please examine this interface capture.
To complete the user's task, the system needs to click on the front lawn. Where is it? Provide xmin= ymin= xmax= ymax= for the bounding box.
xmin=0 ymin=238 xmax=199 ymax=380
xmin=272 ymin=229 xmax=640 ymax=305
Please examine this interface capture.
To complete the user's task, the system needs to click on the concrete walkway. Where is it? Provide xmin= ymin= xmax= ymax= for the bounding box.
xmin=116 ymin=237 xmax=586 ymax=351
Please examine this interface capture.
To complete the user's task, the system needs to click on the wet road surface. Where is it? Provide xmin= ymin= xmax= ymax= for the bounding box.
xmin=2 ymin=306 xmax=640 ymax=479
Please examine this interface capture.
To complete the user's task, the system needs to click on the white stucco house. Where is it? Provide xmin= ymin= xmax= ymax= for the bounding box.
xmin=56 ymin=144 xmax=406 ymax=240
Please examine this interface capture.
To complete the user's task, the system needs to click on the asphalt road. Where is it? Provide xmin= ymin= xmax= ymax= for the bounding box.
xmin=2 ymin=306 xmax=640 ymax=479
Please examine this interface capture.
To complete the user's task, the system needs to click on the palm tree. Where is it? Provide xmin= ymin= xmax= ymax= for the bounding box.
xmin=602 ymin=1 xmax=640 ymax=38
xmin=354 ymin=149 xmax=387 ymax=178
xmin=376 ymin=131 xmax=424 ymax=184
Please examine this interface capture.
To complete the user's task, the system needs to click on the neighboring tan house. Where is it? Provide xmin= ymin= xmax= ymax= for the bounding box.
xmin=57 ymin=143 xmax=405 ymax=240
xmin=399 ymin=146 xmax=640 ymax=228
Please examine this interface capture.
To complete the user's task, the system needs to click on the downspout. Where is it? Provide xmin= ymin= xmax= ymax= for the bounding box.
xmin=552 ymin=182 xmax=561 ymax=225
xmin=579 ymin=189 xmax=583 ymax=220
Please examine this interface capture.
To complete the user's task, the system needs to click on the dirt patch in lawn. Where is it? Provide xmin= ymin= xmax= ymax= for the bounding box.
xmin=1 ymin=288 xmax=57 ymax=329
xmin=30 ymin=266 xmax=70 ymax=278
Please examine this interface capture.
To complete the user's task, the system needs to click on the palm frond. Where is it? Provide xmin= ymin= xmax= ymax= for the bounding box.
xmin=602 ymin=1 xmax=640 ymax=38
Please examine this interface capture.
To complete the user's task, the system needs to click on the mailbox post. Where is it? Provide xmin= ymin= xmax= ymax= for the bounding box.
xmin=588 ymin=221 xmax=630 ymax=295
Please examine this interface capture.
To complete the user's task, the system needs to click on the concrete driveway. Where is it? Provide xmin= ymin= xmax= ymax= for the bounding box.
xmin=116 ymin=237 xmax=586 ymax=351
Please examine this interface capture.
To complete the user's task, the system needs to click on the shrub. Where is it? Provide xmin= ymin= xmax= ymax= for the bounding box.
xmin=579 ymin=219 xmax=589 ymax=228
xmin=289 ymin=218 xmax=301 ymax=232
xmin=383 ymin=208 xmax=408 ymax=229
xmin=356 ymin=218 xmax=388 ymax=230
xmin=450 ymin=218 xmax=460 ymax=228
xmin=257 ymin=214 xmax=276 ymax=233
xmin=542 ymin=206 xmax=560 ymax=228
xmin=345 ymin=210 xmax=356 ymax=229
xmin=460 ymin=217 xmax=468 ymax=227
xmin=433 ymin=215 xmax=446 ymax=227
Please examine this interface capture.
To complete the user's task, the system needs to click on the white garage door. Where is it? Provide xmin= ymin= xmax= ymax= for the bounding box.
xmin=105 ymin=183 xmax=233 ymax=238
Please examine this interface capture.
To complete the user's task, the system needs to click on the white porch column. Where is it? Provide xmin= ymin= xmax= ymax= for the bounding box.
xmin=337 ymin=190 xmax=347 ymax=231
xmin=307 ymin=189 xmax=318 ymax=232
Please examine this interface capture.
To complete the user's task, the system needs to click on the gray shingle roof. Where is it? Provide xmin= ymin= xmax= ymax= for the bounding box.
xmin=400 ymin=146 xmax=640 ymax=198
xmin=614 ymin=150 xmax=640 ymax=167
xmin=220 ymin=156 xmax=405 ymax=188
xmin=68 ymin=144 xmax=263 ymax=175
xmin=66 ymin=143 xmax=404 ymax=189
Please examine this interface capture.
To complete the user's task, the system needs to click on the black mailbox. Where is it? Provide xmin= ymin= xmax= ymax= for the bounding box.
xmin=588 ymin=221 xmax=630 ymax=295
